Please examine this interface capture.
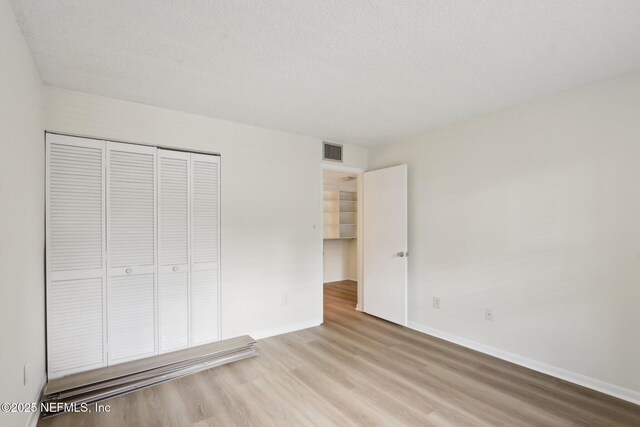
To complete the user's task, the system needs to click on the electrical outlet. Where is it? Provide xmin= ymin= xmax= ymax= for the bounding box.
xmin=433 ymin=296 xmax=440 ymax=309
xmin=485 ymin=308 xmax=493 ymax=321
xmin=23 ymin=363 xmax=28 ymax=386
xmin=282 ymin=295 xmax=288 ymax=305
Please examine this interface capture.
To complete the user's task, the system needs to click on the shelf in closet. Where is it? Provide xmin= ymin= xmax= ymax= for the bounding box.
xmin=323 ymin=190 xmax=357 ymax=239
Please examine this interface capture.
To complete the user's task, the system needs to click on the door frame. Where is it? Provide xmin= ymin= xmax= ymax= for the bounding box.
xmin=320 ymin=163 xmax=365 ymax=319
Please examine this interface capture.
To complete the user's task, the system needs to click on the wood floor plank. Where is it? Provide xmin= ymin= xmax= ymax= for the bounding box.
xmin=39 ymin=280 xmax=640 ymax=426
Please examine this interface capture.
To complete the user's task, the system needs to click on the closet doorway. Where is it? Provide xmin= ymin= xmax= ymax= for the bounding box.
xmin=322 ymin=167 xmax=363 ymax=312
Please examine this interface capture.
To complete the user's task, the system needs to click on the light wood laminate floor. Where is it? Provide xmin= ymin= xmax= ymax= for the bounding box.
xmin=40 ymin=280 xmax=640 ymax=426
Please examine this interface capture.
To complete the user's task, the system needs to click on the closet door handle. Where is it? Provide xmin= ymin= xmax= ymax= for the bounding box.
xmin=173 ymin=266 xmax=180 ymax=272
xmin=125 ymin=267 xmax=134 ymax=274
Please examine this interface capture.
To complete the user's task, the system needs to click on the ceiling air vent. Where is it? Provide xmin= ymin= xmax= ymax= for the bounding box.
xmin=323 ymin=142 xmax=343 ymax=163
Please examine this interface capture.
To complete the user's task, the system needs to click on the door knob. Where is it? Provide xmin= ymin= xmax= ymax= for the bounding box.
xmin=125 ymin=267 xmax=133 ymax=274
xmin=397 ymin=252 xmax=405 ymax=257
xmin=173 ymin=266 xmax=179 ymax=272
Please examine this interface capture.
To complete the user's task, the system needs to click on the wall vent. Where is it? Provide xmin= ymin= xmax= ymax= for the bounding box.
xmin=323 ymin=142 xmax=343 ymax=162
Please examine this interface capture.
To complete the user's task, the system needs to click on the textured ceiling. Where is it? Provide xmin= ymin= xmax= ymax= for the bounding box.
xmin=10 ymin=1 xmax=640 ymax=146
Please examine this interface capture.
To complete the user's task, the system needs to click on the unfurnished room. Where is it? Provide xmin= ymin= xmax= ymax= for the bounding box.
xmin=1 ymin=1 xmax=640 ymax=426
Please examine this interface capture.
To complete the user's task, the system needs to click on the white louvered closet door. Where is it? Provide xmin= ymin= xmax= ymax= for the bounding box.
xmin=158 ymin=150 xmax=190 ymax=353
xmin=190 ymin=153 xmax=220 ymax=345
xmin=46 ymin=134 xmax=106 ymax=379
xmin=107 ymin=142 xmax=157 ymax=363
xmin=47 ymin=136 xmax=221 ymax=376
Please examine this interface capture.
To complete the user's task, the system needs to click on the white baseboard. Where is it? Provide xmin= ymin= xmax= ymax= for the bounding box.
xmin=251 ymin=319 xmax=322 ymax=340
xmin=408 ymin=321 xmax=640 ymax=406
xmin=26 ymin=373 xmax=47 ymax=427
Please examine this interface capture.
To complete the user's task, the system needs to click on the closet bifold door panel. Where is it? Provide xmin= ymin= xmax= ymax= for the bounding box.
xmin=106 ymin=142 xmax=157 ymax=364
xmin=191 ymin=153 xmax=220 ymax=345
xmin=46 ymin=134 xmax=106 ymax=379
xmin=157 ymin=149 xmax=190 ymax=353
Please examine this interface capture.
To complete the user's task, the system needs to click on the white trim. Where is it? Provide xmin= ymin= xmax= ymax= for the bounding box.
xmin=319 ymin=165 xmax=325 ymax=324
xmin=251 ymin=319 xmax=322 ymax=340
xmin=321 ymin=163 xmax=365 ymax=174
xmin=408 ymin=321 xmax=640 ymax=406
xmin=45 ymin=137 xmax=51 ymax=378
xmin=217 ymin=156 xmax=221 ymax=343
xmin=105 ymin=141 xmax=112 ymax=366
xmin=26 ymin=373 xmax=47 ymax=427
xmin=153 ymin=145 xmax=159 ymax=357
xmin=356 ymin=173 xmax=364 ymax=314
xmin=100 ymin=141 xmax=108 ymax=368
xmin=188 ymin=152 xmax=194 ymax=346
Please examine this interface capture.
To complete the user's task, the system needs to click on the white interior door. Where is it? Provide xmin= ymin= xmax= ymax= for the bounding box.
xmin=363 ymin=164 xmax=408 ymax=325
xmin=158 ymin=149 xmax=190 ymax=353
xmin=107 ymin=142 xmax=157 ymax=363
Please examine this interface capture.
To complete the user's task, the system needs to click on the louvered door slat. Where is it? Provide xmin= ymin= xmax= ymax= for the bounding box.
xmin=49 ymin=141 xmax=103 ymax=273
xmin=159 ymin=272 xmax=189 ymax=351
xmin=192 ymin=269 xmax=219 ymax=343
xmin=48 ymin=278 xmax=104 ymax=373
xmin=191 ymin=154 xmax=220 ymax=345
xmin=108 ymin=274 xmax=156 ymax=361
xmin=158 ymin=150 xmax=190 ymax=353
xmin=192 ymin=160 xmax=219 ymax=264
xmin=46 ymin=134 xmax=106 ymax=378
xmin=107 ymin=142 xmax=157 ymax=363
xmin=108 ymin=147 xmax=156 ymax=268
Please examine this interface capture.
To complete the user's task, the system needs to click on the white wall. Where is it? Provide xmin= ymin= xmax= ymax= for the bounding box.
xmin=368 ymin=71 xmax=640 ymax=401
xmin=323 ymin=239 xmax=356 ymax=283
xmin=0 ymin=1 xmax=45 ymax=426
xmin=43 ymin=86 xmax=367 ymax=342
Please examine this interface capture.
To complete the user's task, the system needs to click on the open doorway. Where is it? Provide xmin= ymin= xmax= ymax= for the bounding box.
xmin=322 ymin=168 xmax=362 ymax=312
